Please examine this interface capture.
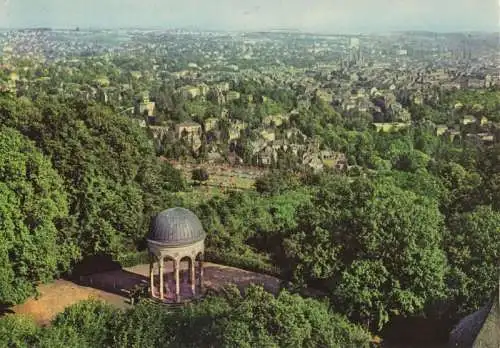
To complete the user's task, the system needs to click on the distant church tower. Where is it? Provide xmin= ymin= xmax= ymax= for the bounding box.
xmin=348 ymin=37 xmax=362 ymax=67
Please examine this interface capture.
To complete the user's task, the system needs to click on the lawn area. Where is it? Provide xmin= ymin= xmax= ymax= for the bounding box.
xmin=176 ymin=176 xmax=255 ymax=205
xmin=373 ymin=122 xmax=411 ymax=132
xmin=175 ymin=186 xmax=225 ymax=205
xmin=162 ymin=159 xmax=268 ymax=203
xmin=178 ymin=163 xmax=266 ymax=196
xmin=201 ymin=171 xmax=256 ymax=190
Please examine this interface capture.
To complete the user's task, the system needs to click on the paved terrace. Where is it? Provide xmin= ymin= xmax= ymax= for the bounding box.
xmin=9 ymin=262 xmax=282 ymax=325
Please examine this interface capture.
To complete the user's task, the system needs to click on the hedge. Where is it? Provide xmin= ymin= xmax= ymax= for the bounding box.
xmin=115 ymin=249 xmax=281 ymax=278
xmin=116 ymin=251 xmax=149 ymax=268
xmin=203 ymin=249 xmax=281 ymax=277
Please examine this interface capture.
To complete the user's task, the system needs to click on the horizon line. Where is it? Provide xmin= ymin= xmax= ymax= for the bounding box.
xmin=1 ymin=26 xmax=499 ymax=35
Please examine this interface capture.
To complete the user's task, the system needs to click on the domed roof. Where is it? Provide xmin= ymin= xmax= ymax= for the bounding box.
xmin=147 ymin=207 xmax=206 ymax=247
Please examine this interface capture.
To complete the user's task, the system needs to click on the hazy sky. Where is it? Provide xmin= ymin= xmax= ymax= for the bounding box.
xmin=1 ymin=0 xmax=498 ymax=32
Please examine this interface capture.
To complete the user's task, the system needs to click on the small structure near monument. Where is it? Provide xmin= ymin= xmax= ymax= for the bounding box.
xmin=449 ymin=276 xmax=500 ymax=347
xmin=147 ymin=207 xmax=206 ymax=303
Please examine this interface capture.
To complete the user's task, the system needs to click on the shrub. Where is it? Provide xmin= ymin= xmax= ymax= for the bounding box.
xmin=0 ymin=314 xmax=39 ymax=348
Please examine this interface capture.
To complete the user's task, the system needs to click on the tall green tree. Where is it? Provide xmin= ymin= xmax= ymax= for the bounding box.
xmin=284 ymin=175 xmax=447 ymax=330
xmin=0 ymin=95 xmax=184 ymax=257
xmin=171 ymin=285 xmax=371 ymax=348
xmin=445 ymin=205 xmax=500 ymax=317
xmin=477 ymin=143 xmax=500 ymax=210
xmin=0 ymin=127 xmax=78 ymax=304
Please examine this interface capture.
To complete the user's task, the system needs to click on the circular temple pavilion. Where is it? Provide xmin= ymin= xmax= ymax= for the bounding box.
xmin=147 ymin=207 xmax=206 ymax=303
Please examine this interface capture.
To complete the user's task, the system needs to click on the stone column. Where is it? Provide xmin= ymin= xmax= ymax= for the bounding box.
xmin=159 ymin=257 xmax=164 ymax=300
xmin=174 ymin=259 xmax=180 ymax=303
xmin=190 ymin=258 xmax=196 ymax=295
xmin=199 ymin=254 xmax=204 ymax=293
xmin=149 ymin=255 xmax=155 ymax=298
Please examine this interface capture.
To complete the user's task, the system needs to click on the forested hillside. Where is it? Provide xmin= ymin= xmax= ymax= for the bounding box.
xmin=1 ymin=28 xmax=499 ymax=346
xmin=0 ymin=89 xmax=498 ymax=345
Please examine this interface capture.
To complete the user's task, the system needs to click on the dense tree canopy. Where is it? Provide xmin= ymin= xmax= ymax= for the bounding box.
xmin=0 ymin=286 xmax=371 ymax=348
xmin=0 ymin=127 xmax=79 ymax=304
xmin=283 ymin=175 xmax=447 ymax=330
xmin=0 ymin=95 xmax=181 ymax=257
xmin=445 ymin=205 xmax=500 ymax=316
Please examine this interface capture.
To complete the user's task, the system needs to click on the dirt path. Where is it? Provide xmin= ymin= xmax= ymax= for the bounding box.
xmin=10 ymin=280 xmax=129 ymax=326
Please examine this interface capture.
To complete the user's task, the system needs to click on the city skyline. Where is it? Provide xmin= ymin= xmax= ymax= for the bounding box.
xmin=1 ymin=0 xmax=498 ymax=33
